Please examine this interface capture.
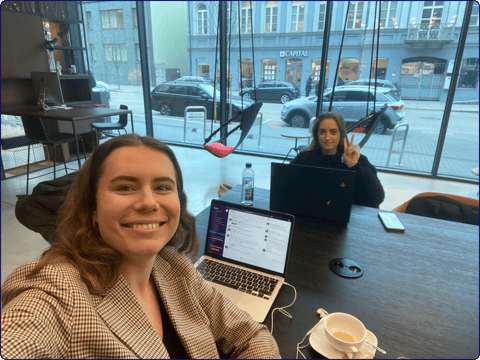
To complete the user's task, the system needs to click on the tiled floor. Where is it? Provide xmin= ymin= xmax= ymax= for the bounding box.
xmin=2 ymin=144 xmax=478 ymax=284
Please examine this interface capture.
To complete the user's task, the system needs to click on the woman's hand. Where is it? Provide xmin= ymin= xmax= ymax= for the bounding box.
xmin=342 ymin=135 xmax=360 ymax=168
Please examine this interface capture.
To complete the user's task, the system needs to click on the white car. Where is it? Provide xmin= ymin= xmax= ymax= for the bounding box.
xmin=281 ymin=86 xmax=405 ymax=134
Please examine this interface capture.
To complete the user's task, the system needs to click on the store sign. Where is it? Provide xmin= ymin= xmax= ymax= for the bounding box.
xmin=280 ymin=51 xmax=308 ymax=58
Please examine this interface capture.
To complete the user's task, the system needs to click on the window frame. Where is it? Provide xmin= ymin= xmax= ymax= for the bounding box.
xmin=380 ymin=1 xmax=398 ymax=29
xmin=290 ymin=1 xmax=306 ymax=32
xmin=101 ymin=9 xmax=124 ymax=30
xmin=346 ymin=1 xmax=365 ymax=30
xmin=104 ymin=43 xmax=127 ymax=62
xmin=265 ymin=1 xmax=278 ymax=33
xmin=197 ymin=3 xmax=208 ymax=35
xmin=421 ymin=1 xmax=444 ymax=26
xmin=317 ymin=1 xmax=327 ymax=31
xmin=241 ymin=1 xmax=252 ymax=34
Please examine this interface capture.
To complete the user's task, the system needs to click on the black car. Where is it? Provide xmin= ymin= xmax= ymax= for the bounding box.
xmin=150 ymin=81 xmax=254 ymax=119
xmin=240 ymin=81 xmax=300 ymax=104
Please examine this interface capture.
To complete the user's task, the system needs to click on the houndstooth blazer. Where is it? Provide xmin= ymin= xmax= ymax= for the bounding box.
xmin=1 ymin=246 xmax=281 ymax=359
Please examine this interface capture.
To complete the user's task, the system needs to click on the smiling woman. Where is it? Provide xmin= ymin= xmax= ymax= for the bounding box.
xmin=1 ymin=134 xmax=280 ymax=359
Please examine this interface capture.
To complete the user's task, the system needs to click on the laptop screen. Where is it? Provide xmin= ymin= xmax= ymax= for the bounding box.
xmin=205 ymin=200 xmax=294 ymax=276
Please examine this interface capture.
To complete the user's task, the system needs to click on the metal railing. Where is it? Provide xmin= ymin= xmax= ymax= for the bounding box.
xmin=407 ymin=23 xmax=455 ymax=41
xmin=386 ymin=123 xmax=409 ymax=167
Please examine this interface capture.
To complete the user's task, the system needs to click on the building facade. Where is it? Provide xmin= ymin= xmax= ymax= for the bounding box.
xmin=187 ymin=1 xmax=479 ymax=101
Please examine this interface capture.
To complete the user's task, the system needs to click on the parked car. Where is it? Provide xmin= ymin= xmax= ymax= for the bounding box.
xmin=92 ymin=81 xmax=110 ymax=101
xmin=240 ymin=81 xmax=300 ymax=104
xmin=344 ymin=78 xmax=402 ymax=99
xmin=150 ymin=81 xmax=255 ymax=120
xmin=280 ymin=85 xmax=405 ymax=134
xmin=173 ymin=76 xmax=215 ymax=86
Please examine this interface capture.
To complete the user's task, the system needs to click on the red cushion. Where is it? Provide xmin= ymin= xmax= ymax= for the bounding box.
xmin=205 ymin=143 xmax=235 ymax=158
xmin=351 ymin=127 xmax=365 ymax=133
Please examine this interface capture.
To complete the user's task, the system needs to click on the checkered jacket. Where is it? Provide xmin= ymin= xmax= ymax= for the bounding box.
xmin=1 ymin=247 xmax=281 ymax=359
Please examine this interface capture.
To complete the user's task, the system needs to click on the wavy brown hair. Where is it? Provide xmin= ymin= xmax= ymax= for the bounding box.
xmin=302 ymin=112 xmax=348 ymax=155
xmin=28 ymin=134 xmax=199 ymax=294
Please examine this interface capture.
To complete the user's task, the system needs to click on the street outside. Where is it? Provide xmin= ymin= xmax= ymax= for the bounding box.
xmin=107 ymin=85 xmax=479 ymax=180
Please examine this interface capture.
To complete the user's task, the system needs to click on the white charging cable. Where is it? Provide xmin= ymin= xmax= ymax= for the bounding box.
xmin=41 ymin=88 xmax=52 ymax=111
xmin=296 ymin=308 xmax=330 ymax=359
xmin=269 ymin=282 xmax=297 ymax=335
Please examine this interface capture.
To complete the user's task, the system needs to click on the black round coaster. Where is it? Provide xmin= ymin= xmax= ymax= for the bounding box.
xmin=329 ymin=258 xmax=364 ymax=278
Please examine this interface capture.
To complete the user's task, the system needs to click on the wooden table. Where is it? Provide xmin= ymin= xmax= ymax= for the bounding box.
xmin=195 ymin=185 xmax=479 ymax=359
xmin=1 ymin=104 xmax=134 ymax=168
xmin=281 ymin=130 xmax=312 ymax=163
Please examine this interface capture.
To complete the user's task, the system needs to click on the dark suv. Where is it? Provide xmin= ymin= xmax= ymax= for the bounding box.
xmin=150 ymin=81 xmax=254 ymax=119
xmin=240 ymin=81 xmax=300 ymax=104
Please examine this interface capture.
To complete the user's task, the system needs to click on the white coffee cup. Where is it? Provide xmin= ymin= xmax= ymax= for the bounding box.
xmin=324 ymin=313 xmax=366 ymax=359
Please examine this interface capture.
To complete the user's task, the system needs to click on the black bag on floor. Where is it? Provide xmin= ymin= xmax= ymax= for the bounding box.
xmin=406 ymin=195 xmax=479 ymax=226
xmin=15 ymin=173 xmax=77 ymax=243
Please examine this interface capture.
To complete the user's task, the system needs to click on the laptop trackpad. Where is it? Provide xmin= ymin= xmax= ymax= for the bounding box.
xmin=210 ymin=282 xmax=243 ymax=304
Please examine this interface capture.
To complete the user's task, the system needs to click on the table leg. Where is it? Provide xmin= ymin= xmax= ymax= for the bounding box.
xmin=71 ymin=121 xmax=82 ymax=169
xmin=130 ymin=113 xmax=134 ymax=133
xmin=283 ymin=139 xmax=300 ymax=163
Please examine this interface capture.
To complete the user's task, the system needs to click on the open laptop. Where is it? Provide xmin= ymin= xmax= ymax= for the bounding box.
xmin=194 ymin=199 xmax=295 ymax=323
xmin=270 ymin=162 xmax=357 ymax=224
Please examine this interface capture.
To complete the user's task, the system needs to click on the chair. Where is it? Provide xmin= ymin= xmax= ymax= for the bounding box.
xmin=20 ymin=116 xmax=87 ymax=195
xmin=91 ymin=104 xmax=129 ymax=148
xmin=393 ymin=192 xmax=479 ymax=213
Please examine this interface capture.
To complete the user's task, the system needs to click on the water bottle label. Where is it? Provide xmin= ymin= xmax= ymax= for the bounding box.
xmin=245 ymin=188 xmax=253 ymax=201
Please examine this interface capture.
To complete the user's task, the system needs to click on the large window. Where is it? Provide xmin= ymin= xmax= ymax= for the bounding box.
xmin=339 ymin=58 xmax=360 ymax=81
xmin=90 ymin=44 xmax=96 ymax=62
xmin=86 ymin=11 xmax=92 ymax=30
xmin=421 ymin=1 xmax=444 ymax=26
xmin=104 ymin=44 xmax=127 ymax=62
xmin=265 ymin=1 xmax=278 ymax=33
xmin=262 ymin=59 xmax=277 ymax=81
xmin=370 ymin=58 xmax=389 ymax=80
xmin=347 ymin=1 xmax=364 ymax=29
xmin=317 ymin=2 xmax=327 ymax=31
xmin=101 ymin=10 xmax=124 ymax=29
xmin=470 ymin=2 xmax=479 ymax=26
xmin=197 ymin=3 xmax=207 ymax=35
xmin=457 ymin=58 xmax=479 ymax=89
xmin=380 ymin=1 xmax=398 ymax=29
xmin=311 ymin=59 xmax=331 ymax=84
xmin=241 ymin=2 xmax=252 ymax=33
xmin=291 ymin=1 xmax=305 ymax=32
xmin=133 ymin=7 xmax=138 ymax=28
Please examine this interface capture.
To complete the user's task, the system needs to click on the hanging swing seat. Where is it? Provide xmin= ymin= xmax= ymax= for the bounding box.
xmin=346 ymin=104 xmax=388 ymax=148
xmin=204 ymin=101 xmax=263 ymax=158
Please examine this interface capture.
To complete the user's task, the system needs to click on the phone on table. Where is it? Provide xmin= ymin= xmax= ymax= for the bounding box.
xmin=378 ymin=212 xmax=405 ymax=232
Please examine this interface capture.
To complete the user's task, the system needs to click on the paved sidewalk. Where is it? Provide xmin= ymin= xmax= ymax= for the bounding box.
xmin=403 ymin=99 xmax=478 ymax=113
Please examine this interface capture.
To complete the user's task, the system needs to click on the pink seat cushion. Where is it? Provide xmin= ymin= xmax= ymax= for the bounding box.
xmin=205 ymin=143 xmax=235 ymax=158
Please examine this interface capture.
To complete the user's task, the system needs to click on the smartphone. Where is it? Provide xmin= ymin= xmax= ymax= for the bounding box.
xmin=378 ymin=212 xmax=405 ymax=232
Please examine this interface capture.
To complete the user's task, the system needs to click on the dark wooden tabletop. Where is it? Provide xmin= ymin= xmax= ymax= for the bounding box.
xmin=195 ymin=185 xmax=479 ymax=359
xmin=1 ymin=104 xmax=132 ymax=121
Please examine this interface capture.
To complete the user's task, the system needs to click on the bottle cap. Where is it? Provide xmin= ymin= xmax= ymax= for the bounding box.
xmin=246 ymin=163 xmax=252 ymax=168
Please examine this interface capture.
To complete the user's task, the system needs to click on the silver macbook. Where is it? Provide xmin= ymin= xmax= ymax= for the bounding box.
xmin=194 ymin=199 xmax=295 ymax=323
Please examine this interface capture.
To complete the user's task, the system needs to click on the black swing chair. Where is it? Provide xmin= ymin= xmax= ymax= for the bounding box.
xmin=204 ymin=1 xmax=262 ymax=158
xmin=320 ymin=1 xmax=386 ymax=149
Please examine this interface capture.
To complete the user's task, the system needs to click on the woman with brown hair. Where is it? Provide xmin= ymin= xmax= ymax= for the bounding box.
xmin=1 ymin=134 xmax=280 ymax=359
xmin=291 ymin=113 xmax=385 ymax=208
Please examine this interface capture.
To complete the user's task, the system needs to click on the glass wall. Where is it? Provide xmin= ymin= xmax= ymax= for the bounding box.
xmin=80 ymin=0 xmax=478 ymax=182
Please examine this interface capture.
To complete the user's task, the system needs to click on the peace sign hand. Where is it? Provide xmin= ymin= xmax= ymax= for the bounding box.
xmin=342 ymin=135 xmax=360 ymax=168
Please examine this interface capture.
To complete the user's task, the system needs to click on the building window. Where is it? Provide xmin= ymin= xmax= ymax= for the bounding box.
xmin=133 ymin=8 xmax=138 ymax=28
xmin=262 ymin=59 xmax=277 ymax=81
xmin=135 ymin=44 xmax=140 ymax=62
xmin=312 ymin=59 xmax=331 ymax=83
xmin=291 ymin=1 xmax=305 ymax=32
xmin=370 ymin=58 xmax=389 ymax=80
xmin=265 ymin=1 xmax=278 ymax=33
xmin=339 ymin=58 xmax=360 ymax=81
xmin=86 ymin=11 xmax=92 ymax=30
xmin=101 ymin=10 xmax=124 ymax=29
xmin=197 ymin=4 xmax=207 ymax=35
xmin=241 ymin=59 xmax=254 ymax=86
xmin=241 ymin=2 xmax=252 ymax=33
xmin=317 ymin=2 xmax=327 ymax=31
xmin=347 ymin=1 xmax=364 ymax=29
xmin=421 ymin=1 xmax=444 ymax=26
xmin=380 ymin=1 xmax=398 ymax=28
xmin=470 ymin=2 xmax=479 ymax=26
xmin=457 ymin=58 xmax=479 ymax=88
xmin=90 ymin=44 xmax=96 ymax=62
xmin=104 ymin=44 xmax=127 ymax=62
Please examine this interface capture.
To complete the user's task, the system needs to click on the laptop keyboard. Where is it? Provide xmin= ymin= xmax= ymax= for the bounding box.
xmin=197 ymin=259 xmax=278 ymax=300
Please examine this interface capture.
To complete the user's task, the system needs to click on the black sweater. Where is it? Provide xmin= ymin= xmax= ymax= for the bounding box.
xmin=290 ymin=148 xmax=385 ymax=208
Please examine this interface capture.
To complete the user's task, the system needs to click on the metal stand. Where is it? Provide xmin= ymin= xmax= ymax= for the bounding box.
xmin=386 ymin=123 xmax=409 ymax=167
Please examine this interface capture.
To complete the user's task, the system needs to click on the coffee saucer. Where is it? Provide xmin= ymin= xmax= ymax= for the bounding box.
xmin=310 ymin=321 xmax=378 ymax=359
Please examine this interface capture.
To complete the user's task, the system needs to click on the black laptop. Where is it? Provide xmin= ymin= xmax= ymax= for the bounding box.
xmin=270 ymin=163 xmax=357 ymax=224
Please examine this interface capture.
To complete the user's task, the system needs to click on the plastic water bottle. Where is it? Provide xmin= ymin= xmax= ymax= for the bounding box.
xmin=241 ymin=163 xmax=254 ymax=206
